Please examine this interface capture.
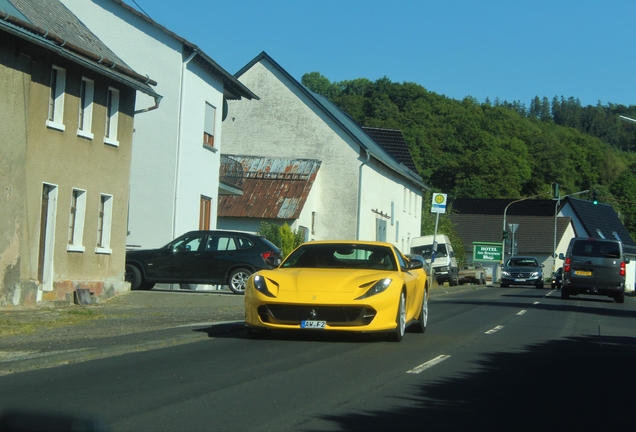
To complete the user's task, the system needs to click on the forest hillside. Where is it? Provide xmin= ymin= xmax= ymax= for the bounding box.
xmin=302 ymin=72 xmax=636 ymax=238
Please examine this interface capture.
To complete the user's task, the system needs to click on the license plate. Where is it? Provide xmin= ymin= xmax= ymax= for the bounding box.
xmin=574 ymin=270 xmax=593 ymax=276
xmin=514 ymin=278 xmax=526 ymax=282
xmin=301 ymin=320 xmax=326 ymax=329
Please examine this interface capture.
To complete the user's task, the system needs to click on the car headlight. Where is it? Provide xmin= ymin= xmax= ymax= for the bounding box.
xmin=502 ymin=271 xmax=510 ymax=276
xmin=356 ymin=278 xmax=392 ymax=300
xmin=252 ymin=275 xmax=275 ymax=298
xmin=530 ymin=272 xmax=540 ymax=278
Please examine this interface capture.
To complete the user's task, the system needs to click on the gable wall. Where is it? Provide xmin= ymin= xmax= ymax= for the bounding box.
xmin=224 ymin=59 xmax=361 ymax=240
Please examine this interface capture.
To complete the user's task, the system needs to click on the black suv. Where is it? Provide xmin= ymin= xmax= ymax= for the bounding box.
xmin=125 ymin=230 xmax=282 ymax=294
xmin=559 ymin=238 xmax=629 ymax=303
xmin=500 ymin=256 xmax=544 ymax=289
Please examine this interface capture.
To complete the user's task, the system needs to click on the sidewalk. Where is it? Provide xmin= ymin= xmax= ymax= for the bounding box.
xmin=0 ymin=284 xmax=483 ymax=375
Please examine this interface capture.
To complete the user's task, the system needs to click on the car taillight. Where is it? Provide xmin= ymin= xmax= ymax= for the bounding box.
xmin=262 ymin=251 xmax=280 ymax=265
xmin=620 ymin=261 xmax=626 ymax=276
xmin=564 ymin=257 xmax=571 ymax=273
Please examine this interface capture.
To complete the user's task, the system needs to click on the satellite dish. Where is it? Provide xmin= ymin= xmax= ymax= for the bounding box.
xmin=222 ymin=97 xmax=228 ymax=121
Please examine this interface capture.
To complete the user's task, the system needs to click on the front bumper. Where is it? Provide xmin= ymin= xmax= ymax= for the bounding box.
xmin=501 ymin=275 xmax=543 ymax=286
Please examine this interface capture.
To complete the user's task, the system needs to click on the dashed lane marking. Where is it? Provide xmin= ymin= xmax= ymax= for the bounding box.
xmin=407 ymin=354 xmax=451 ymax=374
xmin=485 ymin=325 xmax=504 ymax=334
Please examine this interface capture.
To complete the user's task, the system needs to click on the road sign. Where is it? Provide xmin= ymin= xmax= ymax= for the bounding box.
xmin=431 ymin=193 xmax=447 ymax=214
xmin=473 ymin=242 xmax=503 ymax=262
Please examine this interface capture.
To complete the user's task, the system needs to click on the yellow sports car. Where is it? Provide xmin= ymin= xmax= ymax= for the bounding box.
xmin=245 ymin=240 xmax=428 ymax=342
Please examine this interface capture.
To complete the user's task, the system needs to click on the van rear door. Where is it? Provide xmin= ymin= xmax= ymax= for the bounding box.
xmin=568 ymin=240 xmax=598 ymax=288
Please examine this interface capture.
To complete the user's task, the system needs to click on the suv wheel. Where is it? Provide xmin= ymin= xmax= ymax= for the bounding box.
xmin=615 ymin=291 xmax=625 ymax=304
xmin=228 ymin=268 xmax=252 ymax=294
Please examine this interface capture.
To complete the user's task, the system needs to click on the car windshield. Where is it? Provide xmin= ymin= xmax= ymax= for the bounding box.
xmin=281 ymin=244 xmax=398 ymax=271
xmin=506 ymin=258 xmax=538 ymax=267
xmin=411 ymin=244 xmax=447 ymax=259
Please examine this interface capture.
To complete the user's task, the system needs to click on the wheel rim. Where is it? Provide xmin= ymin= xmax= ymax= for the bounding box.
xmin=421 ymin=290 xmax=428 ymax=327
xmin=398 ymin=293 xmax=406 ymax=336
xmin=231 ymin=271 xmax=249 ymax=292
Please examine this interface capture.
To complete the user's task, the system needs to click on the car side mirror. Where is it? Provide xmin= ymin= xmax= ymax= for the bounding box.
xmin=625 ymin=257 xmax=631 ymax=264
xmin=408 ymin=260 xmax=424 ymax=270
xmin=558 ymin=253 xmax=565 ymax=260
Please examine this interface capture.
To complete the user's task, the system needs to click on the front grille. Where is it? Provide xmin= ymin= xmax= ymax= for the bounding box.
xmin=509 ymin=272 xmax=534 ymax=278
xmin=258 ymin=304 xmax=376 ymax=326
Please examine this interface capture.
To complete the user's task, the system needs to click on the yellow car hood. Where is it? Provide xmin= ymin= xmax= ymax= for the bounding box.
xmin=261 ymin=268 xmax=391 ymax=294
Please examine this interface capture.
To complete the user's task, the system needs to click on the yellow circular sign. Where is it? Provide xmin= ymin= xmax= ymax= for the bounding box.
xmin=434 ymin=194 xmax=445 ymax=204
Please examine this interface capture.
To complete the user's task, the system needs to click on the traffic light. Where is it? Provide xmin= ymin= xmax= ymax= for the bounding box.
xmin=502 ymin=230 xmax=509 ymax=240
xmin=592 ymin=190 xmax=598 ymax=205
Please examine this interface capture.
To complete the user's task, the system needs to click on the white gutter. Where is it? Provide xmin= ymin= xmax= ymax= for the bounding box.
xmin=172 ymin=49 xmax=198 ymax=238
xmin=356 ymin=149 xmax=371 ymax=240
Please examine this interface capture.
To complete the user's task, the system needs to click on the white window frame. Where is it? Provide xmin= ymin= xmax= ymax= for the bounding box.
xmin=68 ymin=188 xmax=87 ymax=252
xmin=104 ymin=87 xmax=119 ymax=147
xmin=77 ymin=77 xmax=94 ymax=140
xmin=95 ymin=193 xmax=113 ymax=254
xmin=203 ymin=102 xmax=217 ymax=152
xmin=46 ymin=65 xmax=66 ymax=131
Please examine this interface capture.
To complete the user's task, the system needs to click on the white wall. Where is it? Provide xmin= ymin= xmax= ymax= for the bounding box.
xmin=61 ymin=0 xmax=225 ymax=248
xmin=223 ymin=57 xmax=422 ymax=248
xmin=224 ymin=59 xmax=361 ymax=240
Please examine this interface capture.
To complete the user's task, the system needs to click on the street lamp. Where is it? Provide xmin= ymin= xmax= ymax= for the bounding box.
xmin=619 ymin=115 xmax=636 ymax=124
xmin=502 ymin=192 xmax=548 ymax=266
xmin=552 ymin=189 xmax=589 ymax=273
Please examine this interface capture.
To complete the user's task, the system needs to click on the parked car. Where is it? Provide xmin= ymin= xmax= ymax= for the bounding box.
xmin=559 ymin=237 xmax=629 ymax=303
xmin=245 ymin=241 xmax=428 ymax=342
xmin=500 ymin=256 xmax=544 ymax=289
xmin=458 ymin=262 xmax=486 ymax=285
xmin=551 ymin=267 xmax=563 ymax=289
xmin=125 ymin=230 xmax=282 ymax=294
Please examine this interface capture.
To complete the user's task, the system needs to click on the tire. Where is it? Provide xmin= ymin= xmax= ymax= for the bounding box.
xmin=615 ymin=291 xmax=625 ymax=304
xmin=412 ymin=288 xmax=428 ymax=334
xmin=537 ymin=282 xmax=544 ymax=289
xmin=125 ymin=264 xmax=143 ymax=290
xmin=500 ymin=283 xmax=508 ymax=288
xmin=561 ymin=287 xmax=570 ymax=299
xmin=228 ymin=268 xmax=252 ymax=294
xmin=389 ymin=291 xmax=406 ymax=342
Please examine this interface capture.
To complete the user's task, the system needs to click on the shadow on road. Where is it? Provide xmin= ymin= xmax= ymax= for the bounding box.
xmin=309 ymin=333 xmax=636 ymax=431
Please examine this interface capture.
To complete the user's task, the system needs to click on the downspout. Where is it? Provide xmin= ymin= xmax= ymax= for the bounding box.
xmin=172 ymin=49 xmax=198 ymax=238
xmin=356 ymin=149 xmax=371 ymax=240
xmin=134 ymin=94 xmax=163 ymax=114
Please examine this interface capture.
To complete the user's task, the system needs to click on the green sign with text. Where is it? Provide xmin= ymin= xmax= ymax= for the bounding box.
xmin=473 ymin=242 xmax=503 ymax=262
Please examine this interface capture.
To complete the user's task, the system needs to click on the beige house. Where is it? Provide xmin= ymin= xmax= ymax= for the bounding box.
xmin=0 ymin=0 xmax=160 ymax=307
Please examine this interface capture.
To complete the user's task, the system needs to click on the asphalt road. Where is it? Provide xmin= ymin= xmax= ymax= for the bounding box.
xmin=1 ymin=286 xmax=635 ymax=432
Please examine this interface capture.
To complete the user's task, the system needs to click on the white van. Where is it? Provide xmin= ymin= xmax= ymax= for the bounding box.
xmin=411 ymin=234 xmax=459 ymax=285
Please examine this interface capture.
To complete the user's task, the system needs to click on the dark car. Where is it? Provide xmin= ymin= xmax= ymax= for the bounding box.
xmin=559 ymin=237 xmax=629 ymax=303
xmin=551 ymin=267 xmax=563 ymax=289
xmin=125 ymin=230 xmax=282 ymax=294
xmin=500 ymin=256 xmax=544 ymax=289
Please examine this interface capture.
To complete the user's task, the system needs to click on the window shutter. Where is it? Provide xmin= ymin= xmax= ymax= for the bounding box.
xmin=204 ymin=103 xmax=215 ymax=134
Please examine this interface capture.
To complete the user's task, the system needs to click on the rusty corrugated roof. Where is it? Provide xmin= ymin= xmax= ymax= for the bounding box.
xmin=218 ymin=156 xmax=321 ymax=219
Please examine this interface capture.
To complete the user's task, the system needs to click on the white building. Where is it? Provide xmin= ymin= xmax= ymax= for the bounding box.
xmin=220 ymin=52 xmax=427 ymax=252
xmin=60 ymin=0 xmax=258 ymax=249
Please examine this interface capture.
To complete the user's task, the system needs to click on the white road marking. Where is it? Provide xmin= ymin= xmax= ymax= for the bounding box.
xmin=517 ymin=310 xmax=527 ymax=315
xmin=533 ymin=301 xmax=540 ymax=304
xmin=407 ymin=354 xmax=451 ymax=374
xmin=0 ymin=348 xmax=93 ymax=362
xmin=485 ymin=325 xmax=504 ymax=334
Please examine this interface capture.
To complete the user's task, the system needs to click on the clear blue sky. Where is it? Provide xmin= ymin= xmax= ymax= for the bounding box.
xmin=132 ymin=0 xmax=636 ymax=107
